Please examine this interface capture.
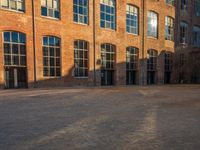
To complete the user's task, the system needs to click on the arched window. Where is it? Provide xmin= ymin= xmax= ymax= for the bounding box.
xmin=147 ymin=49 xmax=157 ymax=71
xmin=148 ymin=11 xmax=158 ymax=38
xmin=3 ymin=31 xmax=26 ymax=66
xmin=100 ymin=0 xmax=116 ymax=30
xmin=74 ymin=40 xmax=89 ymax=77
xmin=126 ymin=47 xmax=139 ymax=71
xmin=101 ymin=44 xmax=116 ymax=70
xmin=126 ymin=46 xmax=139 ymax=85
xmin=126 ymin=4 xmax=138 ymax=35
xmin=43 ymin=36 xmax=61 ymax=77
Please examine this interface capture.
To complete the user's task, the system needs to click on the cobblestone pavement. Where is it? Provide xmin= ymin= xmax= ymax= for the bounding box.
xmin=0 ymin=85 xmax=200 ymax=150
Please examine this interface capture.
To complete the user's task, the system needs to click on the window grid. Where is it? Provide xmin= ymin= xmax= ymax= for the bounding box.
xmin=194 ymin=0 xmax=200 ymax=16
xmin=41 ymin=0 xmax=60 ymax=19
xmin=43 ymin=36 xmax=61 ymax=77
xmin=3 ymin=31 xmax=26 ymax=67
xmin=73 ymin=0 xmax=88 ymax=24
xmin=100 ymin=0 xmax=116 ymax=30
xmin=165 ymin=0 xmax=174 ymax=6
xmin=180 ymin=21 xmax=188 ymax=44
xmin=126 ymin=4 xmax=138 ymax=35
xmin=126 ymin=47 xmax=138 ymax=71
xmin=101 ymin=44 xmax=116 ymax=70
xmin=147 ymin=50 xmax=157 ymax=71
xmin=165 ymin=16 xmax=174 ymax=41
xmin=193 ymin=26 xmax=200 ymax=47
xmin=74 ymin=40 xmax=89 ymax=77
xmin=148 ymin=11 xmax=158 ymax=38
xmin=181 ymin=0 xmax=188 ymax=11
xmin=0 ymin=0 xmax=25 ymax=12
xmin=165 ymin=52 xmax=173 ymax=72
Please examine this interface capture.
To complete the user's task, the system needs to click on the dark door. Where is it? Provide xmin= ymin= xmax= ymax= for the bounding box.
xmin=4 ymin=67 xmax=27 ymax=89
xmin=101 ymin=70 xmax=114 ymax=86
xmin=164 ymin=72 xmax=171 ymax=84
xmin=147 ymin=71 xmax=156 ymax=85
xmin=126 ymin=71 xmax=136 ymax=85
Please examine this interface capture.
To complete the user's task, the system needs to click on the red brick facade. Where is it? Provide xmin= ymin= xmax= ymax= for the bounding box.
xmin=0 ymin=0 xmax=178 ymax=88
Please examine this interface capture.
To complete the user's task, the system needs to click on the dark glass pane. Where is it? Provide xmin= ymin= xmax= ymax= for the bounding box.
xmin=43 ymin=67 xmax=49 ymax=76
xmin=13 ymin=55 xmax=19 ymax=65
xmin=20 ymin=56 xmax=26 ymax=66
xmin=43 ymin=47 xmax=48 ymax=56
xmin=50 ymin=68 xmax=55 ymax=76
xmin=56 ymin=58 xmax=60 ymax=66
xmin=55 ymin=38 xmax=60 ymax=46
xmin=50 ymin=58 xmax=55 ymax=66
xmin=49 ymin=48 xmax=54 ymax=56
xmin=56 ymin=48 xmax=60 ymax=57
xmin=12 ymin=32 xmax=18 ymax=42
xmin=4 ymin=43 xmax=11 ymax=54
xmin=43 ymin=37 xmax=48 ymax=45
xmin=56 ymin=68 xmax=61 ymax=76
xmin=12 ymin=44 xmax=19 ymax=54
xmin=19 ymin=33 xmax=26 ymax=43
xmin=55 ymin=11 xmax=60 ymax=19
xmin=4 ymin=55 xmax=11 ymax=65
xmin=20 ymin=45 xmax=26 ymax=55
xmin=42 ymin=6 xmax=47 ymax=16
xmin=4 ymin=32 xmax=10 ymax=42
xmin=43 ymin=57 xmax=48 ymax=66
xmin=49 ymin=37 xmax=55 ymax=46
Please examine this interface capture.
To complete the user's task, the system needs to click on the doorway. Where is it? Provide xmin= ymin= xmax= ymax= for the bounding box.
xmin=5 ymin=67 xmax=27 ymax=89
xmin=101 ymin=70 xmax=114 ymax=86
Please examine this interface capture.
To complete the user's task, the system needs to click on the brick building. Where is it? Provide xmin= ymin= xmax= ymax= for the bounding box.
xmin=0 ymin=0 xmax=194 ymax=89
xmin=173 ymin=0 xmax=200 ymax=84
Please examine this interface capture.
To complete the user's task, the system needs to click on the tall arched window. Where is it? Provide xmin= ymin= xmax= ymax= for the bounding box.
xmin=126 ymin=47 xmax=139 ymax=85
xmin=126 ymin=4 xmax=138 ymax=35
xmin=43 ymin=36 xmax=61 ymax=77
xmin=3 ymin=31 xmax=26 ymax=66
xmin=74 ymin=40 xmax=89 ymax=77
xmin=100 ymin=0 xmax=116 ymax=30
xmin=101 ymin=43 xmax=116 ymax=86
xmin=148 ymin=11 xmax=158 ymax=38
xmin=147 ymin=49 xmax=157 ymax=84
xmin=3 ymin=31 xmax=27 ymax=88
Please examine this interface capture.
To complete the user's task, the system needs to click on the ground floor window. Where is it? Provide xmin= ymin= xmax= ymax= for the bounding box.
xmin=147 ymin=49 xmax=157 ymax=84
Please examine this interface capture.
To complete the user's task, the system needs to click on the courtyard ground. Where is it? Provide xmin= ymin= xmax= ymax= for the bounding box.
xmin=0 ymin=85 xmax=200 ymax=150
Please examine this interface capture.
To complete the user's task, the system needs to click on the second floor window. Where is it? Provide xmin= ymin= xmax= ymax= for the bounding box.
xmin=194 ymin=0 xmax=200 ymax=16
xmin=165 ymin=0 xmax=174 ymax=6
xmin=148 ymin=11 xmax=158 ymax=38
xmin=181 ymin=0 xmax=188 ymax=11
xmin=193 ymin=26 xmax=200 ymax=47
xmin=0 ymin=0 xmax=25 ymax=12
xmin=41 ymin=0 xmax=60 ymax=19
xmin=100 ymin=0 xmax=116 ymax=30
xmin=165 ymin=16 xmax=174 ymax=41
xmin=180 ymin=21 xmax=188 ymax=44
xmin=73 ymin=0 xmax=88 ymax=24
xmin=126 ymin=4 xmax=138 ymax=35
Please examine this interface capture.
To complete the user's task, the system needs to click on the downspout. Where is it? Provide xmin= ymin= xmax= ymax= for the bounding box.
xmin=32 ymin=0 xmax=37 ymax=87
xmin=93 ymin=0 xmax=96 ymax=86
xmin=141 ymin=0 xmax=145 ymax=85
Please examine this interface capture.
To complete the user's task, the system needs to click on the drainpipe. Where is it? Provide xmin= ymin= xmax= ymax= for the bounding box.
xmin=141 ymin=0 xmax=145 ymax=85
xmin=93 ymin=0 xmax=96 ymax=86
xmin=32 ymin=0 xmax=37 ymax=87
